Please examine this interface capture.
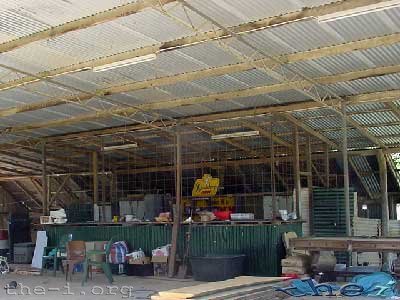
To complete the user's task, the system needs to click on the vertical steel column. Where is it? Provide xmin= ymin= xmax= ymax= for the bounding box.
xmin=42 ymin=142 xmax=48 ymax=215
xmin=342 ymin=103 xmax=351 ymax=237
xmin=378 ymin=149 xmax=389 ymax=237
xmin=293 ymin=126 xmax=301 ymax=217
xmin=306 ymin=135 xmax=313 ymax=234
xmin=271 ymin=122 xmax=276 ymax=220
xmin=92 ymin=151 xmax=99 ymax=206
xmin=101 ymin=151 xmax=106 ymax=222
xmin=325 ymin=143 xmax=330 ymax=188
xmin=168 ymin=131 xmax=182 ymax=277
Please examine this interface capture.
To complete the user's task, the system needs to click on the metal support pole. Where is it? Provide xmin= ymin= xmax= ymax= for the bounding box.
xmin=378 ymin=150 xmax=389 ymax=237
xmin=168 ymin=131 xmax=182 ymax=277
xmin=342 ymin=103 xmax=351 ymax=237
xmin=306 ymin=135 xmax=313 ymax=234
xmin=101 ymin=151 xmax=106 ymax=222
xmin=325 ymin=143 xmax=330 ymax=188
xmin=293 ymin=126 xmax=301 ymax=217
xmin=92 ymin=151 xmax=99 ymax=206
xmin=42 ymin=142 xmax=48 ymax=215
xmin=271 ymin=122 xmax=276 ymax=220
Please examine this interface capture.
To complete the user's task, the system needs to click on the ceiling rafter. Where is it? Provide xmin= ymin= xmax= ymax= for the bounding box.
xmin=13 ymin=181 xmax=42 ymax=208
xmin=0 ymin=0 xmax=390 ymax=93
xmin=2 ymin=31 xmax=400 ymax=116
xmin=2 ymin=64 xmax=400 ymax=135
xmin=280 ymin=113 xmax=337 ymax=148
xmin=349 ymin=158 xmax=376 ymax=200
xmin=0 ymin=88 xmax=396 ymax=151
xmin=241 ymin=120 xmax=292 ymax=149
xmin=0 ymin=0 xmax=176 ymax=55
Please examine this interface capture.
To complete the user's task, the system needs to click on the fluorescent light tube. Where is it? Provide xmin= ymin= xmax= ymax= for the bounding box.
xmin=93 ymin=54 xmax=157 ymax=72
xmin=211 ymin=131 xmax=259 ymax=140
xmin=317 ymin=0 xmax=400 ymax=23
xmin=102 ymin=143 xmax=138 ymax=151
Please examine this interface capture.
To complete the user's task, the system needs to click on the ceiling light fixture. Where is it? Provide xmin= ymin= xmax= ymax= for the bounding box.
xmin=102 ymin=143 xmax=138 ymax=151
xmin=92 ymin=54 xmax=157 ymax=72
xmin=317 ymin=0 xmax=400 ymax=22
xmin=211 ymin=130 xmax=260 ymax=140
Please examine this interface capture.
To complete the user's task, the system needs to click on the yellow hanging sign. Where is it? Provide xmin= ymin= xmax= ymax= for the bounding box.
xmin=192 ymin=174 xmax=219 ymax=197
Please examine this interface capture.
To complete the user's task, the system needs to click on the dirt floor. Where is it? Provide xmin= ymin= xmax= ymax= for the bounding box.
xmin=0 ymin=272 xmax=200 ymax=299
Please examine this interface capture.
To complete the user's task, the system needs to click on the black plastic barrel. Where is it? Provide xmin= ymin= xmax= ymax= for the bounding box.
xmin=190 ymin=254 xmax=246 ymax=281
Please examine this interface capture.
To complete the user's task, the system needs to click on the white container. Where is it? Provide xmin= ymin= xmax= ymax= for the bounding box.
xmin=125 ymin=215 xmax=134 ymax=222
xmin=230 ymin=213 xmax=254 ymax=220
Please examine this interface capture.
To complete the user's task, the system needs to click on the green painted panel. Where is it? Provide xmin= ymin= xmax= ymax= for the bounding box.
xmin=312 ymin=188 xmax=355 ymax=264
xmin=46 ymin=222 xmax=301 ymax=276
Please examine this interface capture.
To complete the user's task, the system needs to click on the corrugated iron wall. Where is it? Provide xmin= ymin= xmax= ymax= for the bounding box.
xmin=46 ymin=222 xmax=301 ymax=276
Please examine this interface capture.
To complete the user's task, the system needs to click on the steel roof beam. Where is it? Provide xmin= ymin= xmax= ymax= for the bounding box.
xmin=2 ymin=64 xmax=399 ymax=135
xmin=0 ymin=0 xmax=176 ymax=55
xmin=2 ymin=31 xmax=400 ymax=116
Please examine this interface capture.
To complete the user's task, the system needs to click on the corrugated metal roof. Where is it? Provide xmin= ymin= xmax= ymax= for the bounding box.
xmin=351 ymin=111 xmax=400 ymax=126
xmin=368 ymin=125 xmax=400 ymax=136
xmin=0 ymin=0 xmax=396 ymax=152
xmin=351 ymin=156 xmax=380 ymax=195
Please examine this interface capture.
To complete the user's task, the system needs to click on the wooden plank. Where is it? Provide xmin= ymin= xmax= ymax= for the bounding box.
xmin=157 ymin=276 xmax=287 ymax=299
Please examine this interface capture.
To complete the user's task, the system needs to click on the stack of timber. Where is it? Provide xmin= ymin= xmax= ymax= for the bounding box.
xmin=281 ymin=255 xmax=311 ymax=275
xmin=151 ymin=276 xmax=288 ymax=300
xmin=352 ymin=217 xmax=381 ymax=237
xmin=352 ymin=217 xmax=382 ymax=266
xmin=388 ymin=220 xmax=400 ymax=237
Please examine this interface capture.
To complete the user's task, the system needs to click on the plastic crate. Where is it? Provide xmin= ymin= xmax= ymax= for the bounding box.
xmin=14 ymin=242 xmax=35 ymax=264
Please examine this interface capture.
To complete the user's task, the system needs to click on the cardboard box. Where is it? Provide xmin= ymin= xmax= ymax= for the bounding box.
xmin=151 ymin=255 xmax=168 ymax=263
xmin=282 ymin=266 xmax=309 ymax=275
xmin=281 ymin=254 xmax=311 ymax=267
xmin=129 ymin=256 xmax=151 ymax=265
xmin=153 ymin=262 xmax=168 ymax=276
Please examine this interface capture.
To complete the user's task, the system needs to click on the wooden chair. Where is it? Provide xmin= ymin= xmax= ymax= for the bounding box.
xmin=63 ymin=241 xmax=86 ymax=281
xmin=82 ymin=237 xmax=115 ymax=286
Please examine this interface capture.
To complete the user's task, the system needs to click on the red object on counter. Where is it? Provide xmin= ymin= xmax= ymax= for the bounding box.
xmin=214 ymin=210 xmax=231 ymax=220
xmin=0 ymin=230 xmax=8 ymax=240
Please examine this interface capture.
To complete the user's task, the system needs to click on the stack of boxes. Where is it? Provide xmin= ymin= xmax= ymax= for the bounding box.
xmin=151 ymin=244 xmax=171 ymax=276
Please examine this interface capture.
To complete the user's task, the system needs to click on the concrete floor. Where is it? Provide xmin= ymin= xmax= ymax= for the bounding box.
xmin=0 ymin=272 xmax=200 ymax=299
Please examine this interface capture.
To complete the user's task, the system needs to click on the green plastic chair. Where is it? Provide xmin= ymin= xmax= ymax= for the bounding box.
xmin=42 ymin=233 xmax=73 ymax=277
xmin=81 ymin=237 xmax=115 ymax=286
